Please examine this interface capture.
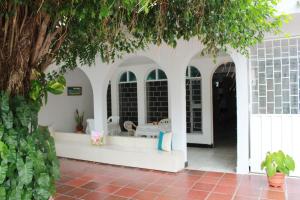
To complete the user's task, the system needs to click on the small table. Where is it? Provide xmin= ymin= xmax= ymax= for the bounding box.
xmin=135 ymin=123 xmax=171 ymax=138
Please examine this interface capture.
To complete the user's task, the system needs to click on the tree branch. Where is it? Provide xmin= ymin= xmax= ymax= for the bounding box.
xmin=30 ymin=13 xmax=50 ymax=65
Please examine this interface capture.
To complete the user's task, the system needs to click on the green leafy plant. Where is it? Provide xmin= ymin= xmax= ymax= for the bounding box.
xmin=29 ymin=70 xmax=66 ymax=104
xmin=75 ymin=109 xmax=84 ymax=132
xmin=0 ymin=92 xmax=60 ymax=199
xmin=261 ymin=150 xmax=295 ymax=177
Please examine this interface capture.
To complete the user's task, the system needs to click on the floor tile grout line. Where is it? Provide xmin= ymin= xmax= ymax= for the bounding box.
xmin=203 ymin=172 xmax=226 ymax=200
xmin=230 ymin=174 xmax=244 ymax=200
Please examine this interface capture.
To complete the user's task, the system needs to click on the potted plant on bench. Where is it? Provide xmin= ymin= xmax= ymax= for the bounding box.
xmin=75 ymin=109 xmax=84 ymax=133
xmin=261 ymin=150 xmax=295 ymax=188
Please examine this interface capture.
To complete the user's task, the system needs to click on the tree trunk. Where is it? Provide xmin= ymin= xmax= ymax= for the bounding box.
xmin=0 ymin=3 xmax=65 ymax=95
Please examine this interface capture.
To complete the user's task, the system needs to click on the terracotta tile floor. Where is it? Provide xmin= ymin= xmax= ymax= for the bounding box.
xmin=55 ymin=158 xmax=300 ymax=200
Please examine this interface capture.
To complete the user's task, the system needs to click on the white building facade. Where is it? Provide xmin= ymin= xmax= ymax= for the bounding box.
xmin=39 ymin=2 xmax=300 ymax=176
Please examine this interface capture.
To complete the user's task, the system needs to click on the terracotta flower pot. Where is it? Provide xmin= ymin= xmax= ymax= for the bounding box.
xmin=76 ymin=125 xmax=84 ymax=133
xmin=268 ymin=172 xmax=285 ymax=188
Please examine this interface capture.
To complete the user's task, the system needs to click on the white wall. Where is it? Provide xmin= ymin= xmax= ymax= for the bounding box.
xmin=39 ymin=68 xmax=94 ymax=132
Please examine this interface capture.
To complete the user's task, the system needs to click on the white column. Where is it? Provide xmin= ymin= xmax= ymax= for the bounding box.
xmin=233 ymin=52 xmax=250 ymax=174
xmin=200 ymin=68 xmax=214 ymax=145
xmin=111 ymin=79 xmax=119 ymax=116
xmin=137 ymin=78 xmax=146 ymax=125
xmin=91 ymin=84 xmax=107 ymax=133
xmin=167 ymin=66 xmax=187 ymax=161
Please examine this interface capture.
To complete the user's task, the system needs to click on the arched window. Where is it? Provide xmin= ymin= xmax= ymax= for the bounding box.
xmin=186 ymin=66 xmax=201 ymax=79
xmin=186 ymin=66 xmax=202 ymax=133
xmin=146 ymin=69 xmax=167 ymax=81
xmin=146 ymin=69 xmax=168 ymax=123
xmin=119 ymin=71 xmax=138 ymax=131
xmin=120 ymin=71 xmax=137 ymax=83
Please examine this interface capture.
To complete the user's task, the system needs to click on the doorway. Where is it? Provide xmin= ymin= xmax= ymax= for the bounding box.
xmin=211 ymin=62 xmax=237 ymax=171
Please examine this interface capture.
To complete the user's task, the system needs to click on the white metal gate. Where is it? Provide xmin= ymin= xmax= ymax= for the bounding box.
xmin=249 ymin=37 xmax=300 ymax=176
xmin=250 ymin=115 xmax=300 ymax=176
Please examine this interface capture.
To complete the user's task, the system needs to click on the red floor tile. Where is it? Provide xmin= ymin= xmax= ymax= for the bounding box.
xmin=114 ymin=187 xmax=139 ymax=198
xmin=156 ymin=194 xmax=182 ymax=200
xmin=81 ymin=191 xmax=108 ymax=200
xmin=192 ymin=182 xmax=215 ymax=191
xmin=185 ymin=190 xmax=209 ymax=200
xmin=55 ymin=159 xmax=300 ymax=200
xmin=161 ymin=186 xmax=189 ymax=196
xmin=55 ymin=195 xmax=76 ymax=200
xmin=57 ymin=176 xmax=73 ymax=184
xmin=81 ymin=181 xmax=103 ymax=190
xmin=65 ymin=188 xmax=90 ymax=198
xmin=110 ymin=179 xmax=131 ymax=187
xmin=153 ymin=177 xmax=175 ymax=185
xmin=105 ymin=195 xmax=129 ymax=200
xmin=198 ymin=176 xmax=221 ymax=184
xmin=144 ymin=184 xmax=166 ymax=193
xmin=57 ymin=185 xmax=76 ymax=194
xmin=218 ymin=177 xmax=240 ymax=186
xmin=260 ymin=189 xmax=286 ymax=200
xmin=65 ymin=178 xmax=90 ymax=187
xmin=233 ymin=195 xmax=258 ymax=200
xmin=203 ymin=171 xmax=224 ymax=178
xmin=236 ymin=186 xmax=261 ymax=197
xmin=126 ymin=181 xmax=149 ymax=189
xmin=186 ymin=170 xmax=206 ymax=176
xmin=207 ymin=193 xmax=232 ymax=200
xmin=171 ymin=180 xmax=196 ymax=188
xmin=97 ymin=184 xmax=121 ymax=194
xmin=132 ymin=191 xmax=158 ymax=200
xmin=213 ymin=185 xmax=237 ymax=195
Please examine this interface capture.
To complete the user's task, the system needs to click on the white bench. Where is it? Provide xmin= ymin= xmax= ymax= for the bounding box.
xmin=53 ymin=132 xmax=185 ymax=172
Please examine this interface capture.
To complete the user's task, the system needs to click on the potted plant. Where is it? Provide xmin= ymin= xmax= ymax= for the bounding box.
xmin=75 ymin=109 xmax=84 ymax=133
xmin=261 ymin=150 xmax=295 ymax=188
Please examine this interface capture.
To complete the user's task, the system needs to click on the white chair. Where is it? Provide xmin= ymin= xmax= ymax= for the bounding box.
xmin=86 ymin=119 xmax=95 ymax=134
xmin=123 ymin=121 xmax=137 ymax=136
xmin=107 ymin=116 xmax=121 ymax=135
xmin=158 ymin=118 xmax=171 ymax=132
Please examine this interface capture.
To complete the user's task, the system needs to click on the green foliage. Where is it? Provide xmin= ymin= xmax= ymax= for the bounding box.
xmin=261 ymin=150 xmax=296 ymax=177
xmin=2 ymin=1 xmax=286 ymax=76
xmin=30 ymin=72 xmax=66 ymax=104
xmin=55 ymin=0 xmax=287 ymax=71
xmin=0 ymin=92 xmax=60 ymax=200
